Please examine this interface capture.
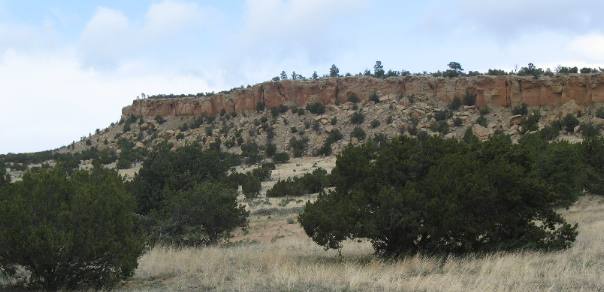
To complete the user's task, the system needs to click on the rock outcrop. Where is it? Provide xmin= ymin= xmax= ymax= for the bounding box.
xmin=123 ymin=74 xmax=604 ymax=119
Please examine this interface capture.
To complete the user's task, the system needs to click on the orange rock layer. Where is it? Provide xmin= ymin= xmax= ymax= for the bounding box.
xmin=122 ymin=75 xmax=604 ymax=119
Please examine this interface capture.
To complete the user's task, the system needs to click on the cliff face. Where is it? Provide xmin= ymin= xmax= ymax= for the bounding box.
xmin=122 ymin=74 xmax=604 ymax=119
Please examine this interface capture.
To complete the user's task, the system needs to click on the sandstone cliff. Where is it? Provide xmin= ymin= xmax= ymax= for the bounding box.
xmin=123 ymin=74 xmax=604 ymax=119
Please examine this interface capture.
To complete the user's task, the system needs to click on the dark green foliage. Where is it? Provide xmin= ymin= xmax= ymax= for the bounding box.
xmin=241 ymin=176 xmax=261 ymax=199
xmin=0 ymin=167 xmax=144 ymax=290
xmin=512 ymin=103 xmax=529 ymax=116
xmin=117 ymin=139 xmax=145 ymax=169
xmin=448 ymin=97 xmax=462 ymax=110
xmin=351 ymin=112 xmax=365 ymax=124
xmin=453 ymin=118 xmax=463 ymax=127
xmin=463 ymin=93 xmax=476 ymax=106
xmin=433 ymin=110 xmax=451 ymax=121
xmin=596 ymin=107 xmax=604 ymax=119
xmin=331 ymin=117 xmax=338 ymax=125
xmin=582 ymin=137 xmax=604 ymax=195
xmin=123 ymin=115 xmax=138 ymax=132
xmin=266 ymin=168 xmax=331 ymax=197
xmin=159 ymin=183 xmax=248 ymax=246
xmin=241 ymin=142 xmax=261 ymax=164
xmin=329 ymin=64 xmax=339 ymax=77
xmin=256 ymin=102 xmax=265 ymax=112
xmin=300 ymin=136 xmax=579 ymax=257
xmin=0 ymin=161 xmax=9 ymax=187
xmin=370 ymin=119 xmax=381 ymax=128
xmin=131 ymin=143 xmax=240 ymax=215
xmin=347 ymin=94 xmax=360 ymax=104
xmin=517 ymin=63 xmax=544 ymax=77
xmin=266 ymin=143 xmax=277 ymax=157
xmin=580 ymin=123 xmax=600 ymax=138
xmin=289 ymin=137 xmax=309 ymax=157
xmin=487 ymin=69 xmax=507 ymax=75
xmin=306 ymin=102 xmax=326 ymax=115
xmin=562 ymin=114 xmax=580 ymax=132
xmin=369 ymin=92 xmax=380 ymax=103
xmin=155 ymin=115 xmax=166 ymax=124
xmin=374 ymin=61 xmax=385 ymax=78
xmin=273 ymin=152 xmax=290 ymax=163
xmin=430 ymin=121 xmax=449 ymax=134
xmin=351 ymin=127 xmax=366 ymax=140
xmin=476 ymin=115 xmax=488 ymax=127
xmin=540 ymin=124 xmax=561 ymax=141
xmin=520 ymin=110 xmax=541 ymax=133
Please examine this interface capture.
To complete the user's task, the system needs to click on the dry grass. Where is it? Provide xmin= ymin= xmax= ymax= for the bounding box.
xmin=120 ymin=195 xmax=604 ymax=291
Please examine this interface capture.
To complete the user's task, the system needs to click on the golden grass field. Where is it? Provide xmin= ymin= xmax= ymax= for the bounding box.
xmin=121 ymin=194 xmax=604 ymax=291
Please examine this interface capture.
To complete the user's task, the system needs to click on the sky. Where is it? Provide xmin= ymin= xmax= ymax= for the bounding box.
xmin=1 ymin=0 xmax=604 ymax=154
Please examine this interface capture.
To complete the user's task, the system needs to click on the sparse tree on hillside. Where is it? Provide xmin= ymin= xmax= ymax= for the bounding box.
xmin=374 ymin=61 xmax=385 ymax=78
xmin=312 ymin=71 xmax=319 ymax=80
xmin=280 ymin=71 xmax=288 ymax=80
xmin=329 ymin=64 xmax=339 ymax=77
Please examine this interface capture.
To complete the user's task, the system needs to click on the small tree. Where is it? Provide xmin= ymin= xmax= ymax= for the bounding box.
xmin=242 ymin=175 xmax=261 ymax=199
xmin=329 ymin=64 xmax=339 ymax=77
xmin=289 ymin=137 xmax=309 ymax=157
xmin=280 ymin=71 xmax=288 ymax=80
xmin=374 ymin=61 xmax=385 ymax=78
xmin=0 ymin=167 xmax=144 ymax=290
xmin=312 ymin=71 xmax=319 ymax=80
xmin=562 ymin=114 xmax=580 ymax=132
xmin=351 ymin=127 xmax=366 ymax=140
xmin=160 ymin=183 xmax=248 ymax=246
xmin=351 ymin=112 xmax=365 ymax=124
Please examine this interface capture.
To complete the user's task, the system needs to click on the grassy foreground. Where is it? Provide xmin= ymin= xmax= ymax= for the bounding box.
xmin=121 ymin=195 xmax=604 ymax=291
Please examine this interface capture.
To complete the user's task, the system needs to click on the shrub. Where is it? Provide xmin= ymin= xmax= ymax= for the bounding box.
xmin=463 ymin=93 xmax=476 ymax=106
xmin=512 ymin=103 xmax=528 ymax=116
xmin=131 ymin=143 xmax=240 ymax=215
xmin=348 ymin=94 xmax=360 ymax=103
xmin=448 ymin=97 xmax=462 ymax=110
xmin=289 ymin=137 xmax=309 ymax=157
xmin=476 ymin=115 xmax=488 ymax=127
xmin=331 ymin=117 xmax=338 ymax=125
xmin=351 ymin=127 xmax=366 ymax=140
xmin=370 ymin=120 xmax=381 ymax=128
xmin=241 ymin=142 xmax=261 ymax=164
xmin=266 ymin=168 xmax=331 ymax=197
xmin=0 ymin=167 xmax=144 ymax=289
xmin=351 ymin=112 xmax=365 ymax=124
xmin=430 ymin=121 xmax=449 ymax=134
xmin=266 ymin=143 xmax=277 ymax=157
xmin=580 ymin=123 xmax=600 ymax=138
xmin=299 ymin=136 xmax=578 ymax=257
xmin=582 ymin=137 xmax=604 ymax=195
xmin=369 ymin=92 xmax=380 ymax=103
xmin=242 ymin=175 xmax=261 ymax=199
xmin=159 ymin=182 xmax=248 ymax=246
xmin=256 ymin=102 xmax=265 ymax=112
xmin=306 ymin=102 xmax=325 ymax=115
xmin=433 ymin=110 xmax=451 ymax=121
xmin=596 ymin=107 xmax=604 ymax=119
xmin=273 ymin=152 xmax=290 ymax=163
xmin=520 ymin=110 xmax=541 ymax=133
xmin=453 ymin=118 xmax=463 ymax=126
xmin=562 ymin=114 xmax=580 ymax=132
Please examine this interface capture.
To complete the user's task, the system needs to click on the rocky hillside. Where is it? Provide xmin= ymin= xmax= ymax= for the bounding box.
xmin=123 ymin=74 xmax=604 ymax=119
xmin=5 ymin=75 xmax=604 ymax=181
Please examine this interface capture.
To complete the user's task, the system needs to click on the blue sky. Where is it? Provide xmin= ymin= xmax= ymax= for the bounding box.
xmin=1 ymin=0 xmax=603 ymax=154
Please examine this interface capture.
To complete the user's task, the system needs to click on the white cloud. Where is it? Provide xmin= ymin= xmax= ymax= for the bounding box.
xmin=569 ymin=33 xmax=604 ymax=63
xmin=144 ymin=0 xmax=207 ymax=36
xmin=0 ymin=50 xmax=213 ymax=154
xmin=79 ymin=7 xmax=133 ymax=66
